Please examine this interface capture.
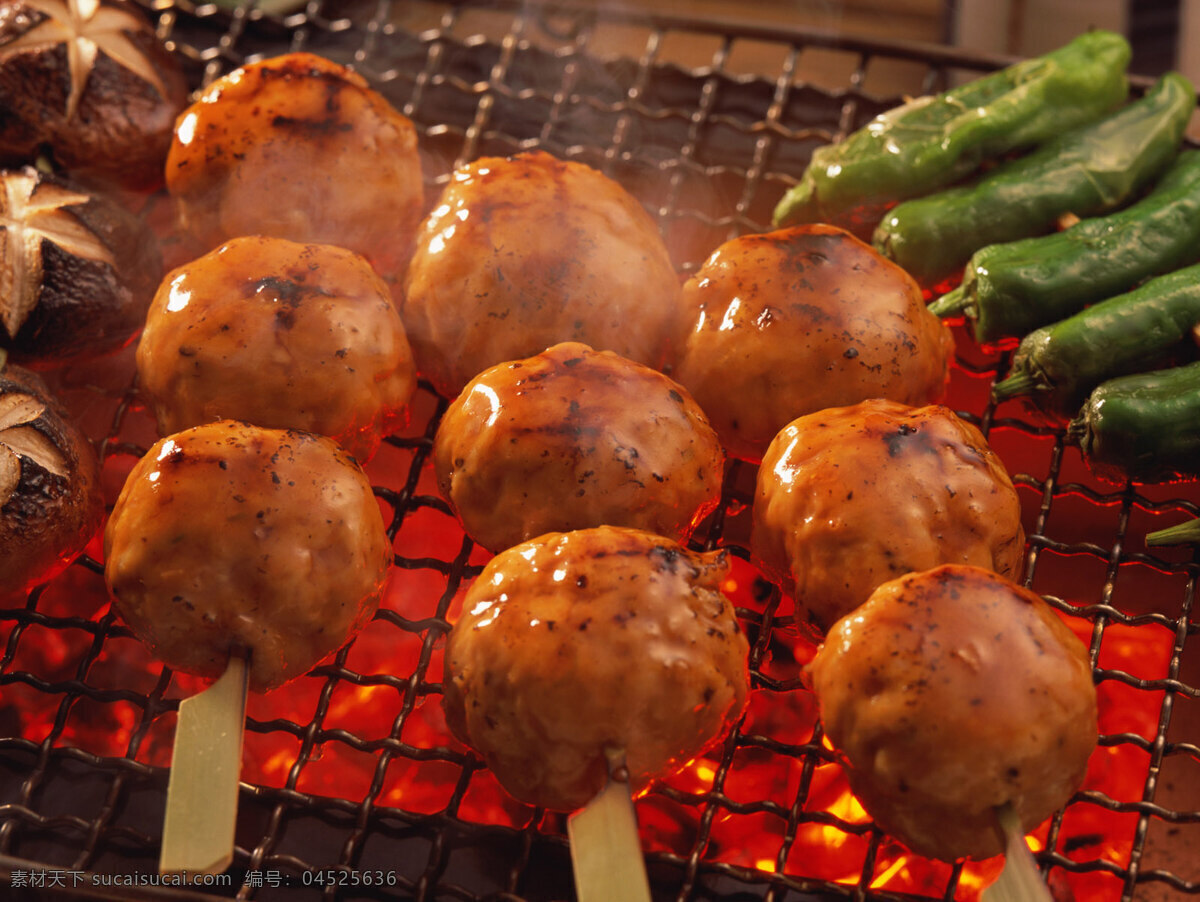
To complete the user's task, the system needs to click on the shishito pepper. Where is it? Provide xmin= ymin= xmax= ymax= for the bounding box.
xmin=772 ymin=30 xmax=1131 ymax=232
xmin=1068 ymin=361 xmax=1200 ymax=484
xmin=931 ymin=148 xmax=1200 ymax=345
xmin=991 ymin=261 xmax=1200 ymax=418
xmin=873 ymin=71 xmax=1195 ymax=288
xmin=1146 ymin=515 xmax=1200 ymax=546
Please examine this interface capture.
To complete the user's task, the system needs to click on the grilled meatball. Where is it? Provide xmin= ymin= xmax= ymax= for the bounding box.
xmin=0 ymin=0 xmax=188 ymax=192
xmin=442 ymin=526 xmax=750 ymax=811
xmin=751 ymin=399 xmax=1024 ymax=633
xmin=672 ymin=225 xmax=954 ymax=462
xmin=433 ymin=342 xmax=724 ymax=552
xmin=104 ymin=420 xmax=393 ymax=692
xmin=809 ymin=564 xmax=1098 ymax=862
xmin=401 ymin=151 xmax=682 ymax=399
xmin=0 ymin=364 xmax=102 ymax=594
xmin=165 ymin=52 xmax=424 ymax=286
xmin=136 ymin=236 xmax=417 ymax=463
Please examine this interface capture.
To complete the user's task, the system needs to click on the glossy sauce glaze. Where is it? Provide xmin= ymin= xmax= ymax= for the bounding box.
xmin=136 ymin=236 xmax=417 ymax=463
xmin=165 ymin=52 xmax=424 ymax=286
xmin=103 ymin=420 xmax=393 ymax=693
xmin=809 ymin=564 xmax=1098 ymax=862
xmin=442 ymin=526 xmax=750 ymax=811
xmin=752 ymin=399 xmax=1025 ymax=633
xmin=433 ymin=341 xmax=724 ymax=552
xmin=402 ymin=151 xmax=682 ymax=398
xmin=673 ymin=224 xmax=954 ymax=462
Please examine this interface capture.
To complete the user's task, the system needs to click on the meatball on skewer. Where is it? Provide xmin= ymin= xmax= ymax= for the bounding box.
xmin=137 ymin=236 xmax=417 ymax=463
xmin=443 ymin=526 xmax=750 ymax=811
xmin=752 ymin=399 xmax=1025 ymax=634
xmin=809 ymin=564 xmax=1098 ymax=864
xmin=673 ymin=224 xmax=953 ymax=462
xmin=443 ymin=526 xmax=750 ymax=902
xmin=104 ymin=420 xmax=393 ymax=872
xmin=402 ymin=151 xmax=682 ymax=399
xmin=166 ymin=52 xmax=424 ymax=287
xmin=434 ymin=342 xmax=724 ymax=552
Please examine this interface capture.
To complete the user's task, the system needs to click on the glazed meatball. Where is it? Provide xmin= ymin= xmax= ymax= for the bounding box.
xmin=401 ymin=151 xmax=682 ymax=399
xmin=0 ymin=364 xmax=102 ymax=594
xmin=672 ymin=225 xmax=954 ymax=462
xmin=104 ymin=420 xmax=393 ymax=693
xmin=433 ymin=342 xmax=724 ymax=552
xmin=165 ymin=52 xmax=424 ymax=285
xmin=809 ymin=564 xmax=1098 ymax=862
xmin=136 ymin=236 xmax=417 ymax=463
xmin=0 ymin=0 xmax=189 ymax=192
xmin=442 ymin=526 xmax=750 ymax=811
xmin=751 ymin=399 xmax=1024 ymax=633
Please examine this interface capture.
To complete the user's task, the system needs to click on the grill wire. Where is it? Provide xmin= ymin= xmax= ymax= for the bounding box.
xmin=1 ymin=1 xmax=1199 ymax=900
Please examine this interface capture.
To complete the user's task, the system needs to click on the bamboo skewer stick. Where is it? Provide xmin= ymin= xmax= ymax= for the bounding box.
xmin=567 ymin=747 xmax=653 ymax=902
xmin=981 ymin=803 xmax=1053 ymax=902
xmin=159 ymin=651 xmax=249 ymax=876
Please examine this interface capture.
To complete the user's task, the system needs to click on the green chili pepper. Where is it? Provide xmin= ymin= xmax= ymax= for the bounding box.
xmin=1145 ymin=516 xmax=1200 ymax=546
xmin=991 ymin=261 xmax=1200 ymax=418
xmin=1067 ymin=360 xmax=1200 ymax=484
xmin=873 ymin=71 xmax=1195 ymax=288
xmin=931 ymin=148 xmax=1200 ymax=345
xmin=772 ymin=30 xmax=1131 ymax=233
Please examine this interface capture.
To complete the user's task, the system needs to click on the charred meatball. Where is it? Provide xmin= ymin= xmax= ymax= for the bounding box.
xmin=402 ymin=151 xmax=682 ymax=398
xmin=165 ymin=52 xmax=424 ymax=286
xmin=104 ymin=420 xmax=393 ymax=693
xmin=672 ymin=225 xmax=953 ymax=462
xmin=442 ymin=526 xmax=750 ymax=811
xmin=136 ymin=236 xmax=417 ymax=463
xmin=0 ymin=363 xmax=102 ymax=594
xmin=751 ymin=399 xmax=1024 ymax=633
xmin=809 ymin=564 xmax=1098 ymax=862
xmin=0 ymin=0 xmax=189 ymax=192
xmin=433 ymin=342 xmax=724 ymax=552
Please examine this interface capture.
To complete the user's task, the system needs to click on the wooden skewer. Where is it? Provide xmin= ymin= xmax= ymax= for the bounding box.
xmin=567 ymin=747 xmax=653 ymax=902
xmin=981 ymin=802 xmax=1054 ymax=902
xmin=159 ymin=651 xmax=249 ymax=876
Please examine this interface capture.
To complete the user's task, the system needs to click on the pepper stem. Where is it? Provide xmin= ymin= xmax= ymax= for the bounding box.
xmin=928 ymin=285 xmax=969 ymax=319
xmin=1146 ymin=517 xmax=1200 ymax=547
xmin=992 ymin=370 xmax=1037 ymax=402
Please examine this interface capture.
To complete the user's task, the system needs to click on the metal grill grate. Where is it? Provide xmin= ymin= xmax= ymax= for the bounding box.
xmin=1 ymin=1 xmax=1199 ymax=900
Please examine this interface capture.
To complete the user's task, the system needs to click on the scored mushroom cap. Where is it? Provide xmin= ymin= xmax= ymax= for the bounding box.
xmin=0 ymin=0 xmax=189 ymax=192
xmin=0 ymin=166 xmax=162 ymax=364
xmin=0 ymin=362 xmax=103 ymax=595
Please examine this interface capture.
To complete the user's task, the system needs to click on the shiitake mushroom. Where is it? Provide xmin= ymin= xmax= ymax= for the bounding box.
xmin=0 ymin=165 xmax=162 ymax=363
xmin=0 ymin=0 xmax=189 ymax=192
xmin=0 ymin=360 xmax=103 ymax=594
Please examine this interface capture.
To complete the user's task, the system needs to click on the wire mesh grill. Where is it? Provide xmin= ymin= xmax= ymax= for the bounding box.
xmin=1 ymin=1 xmax=1199 ymax=900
